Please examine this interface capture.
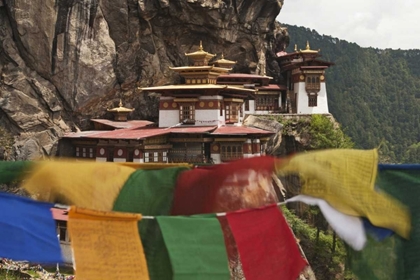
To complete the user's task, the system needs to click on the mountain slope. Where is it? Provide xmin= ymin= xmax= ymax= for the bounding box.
xmin=282 ymin=24 xmax=420 ymax=162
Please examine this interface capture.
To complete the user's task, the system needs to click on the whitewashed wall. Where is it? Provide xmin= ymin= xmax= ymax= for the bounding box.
xmin=294 ymin=82 xmax=329 ymax=114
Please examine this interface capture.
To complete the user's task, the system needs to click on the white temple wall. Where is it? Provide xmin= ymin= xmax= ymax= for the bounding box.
xmin=294 ymin=82 xmax=329 ymax=114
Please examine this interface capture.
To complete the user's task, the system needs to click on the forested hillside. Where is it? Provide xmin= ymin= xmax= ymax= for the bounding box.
xmin=282 ymin=24 xmax=420 ymax=163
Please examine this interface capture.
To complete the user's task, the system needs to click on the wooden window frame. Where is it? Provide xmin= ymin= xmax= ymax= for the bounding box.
xmin=255 ymin=95 xmax=277 ymax=111
xmin=144 ymin=150 xmax=167 ymax=163
xmin=308 ymin=93 xmax=318 ymax=107
xmin=56 ymin=221 xmax=70 ymax=243
xmin=179 ymin=103 xmax=195 ymax=124
xmin=305 ymin=75 xmax=321 ymax=92
xmin=76 ymin=146 xmax=95 ymax=158
xmin=220 ymin=143 xmax=243 ymax=162
xmin=225 ymin=102 xmax=239 ymax=123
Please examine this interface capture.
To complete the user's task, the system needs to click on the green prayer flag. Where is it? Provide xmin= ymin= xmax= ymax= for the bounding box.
xmin=156 ymin=215 xmax=230 ymax=280
xmin=112 ymin=167 xmax=189 ymax=280
xmin=0 ymin=160 xmax=33 ymax=184
xmin=349 ymin=166 xmax=420 ymax=280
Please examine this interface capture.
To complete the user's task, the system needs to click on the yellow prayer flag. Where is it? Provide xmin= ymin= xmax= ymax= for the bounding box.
xmin=22 ymin=159 xmax=137 ymax=211
xmin=276 ymin=149 xmax=411 ymax=238
xmin=68 ymin=206 xmax=150 ymax=280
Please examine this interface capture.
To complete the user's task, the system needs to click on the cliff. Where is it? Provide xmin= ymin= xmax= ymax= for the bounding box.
xmin=0 ymin=0 xmax=286 ymax=160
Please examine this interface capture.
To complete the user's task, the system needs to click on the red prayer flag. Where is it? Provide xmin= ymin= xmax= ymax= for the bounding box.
xmin=171 ymin=156 xmax=280 ymax=215
xmin=226 ymin=204 xmax=307 ymax=280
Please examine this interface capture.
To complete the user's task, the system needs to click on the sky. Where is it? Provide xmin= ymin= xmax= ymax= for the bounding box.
xmin=277 ymin=0 xmax=420 ymax=50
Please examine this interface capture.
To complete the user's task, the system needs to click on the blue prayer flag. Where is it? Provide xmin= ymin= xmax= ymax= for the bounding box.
xmin=362 ymin=218 xmax=394 ymax=241
xmin=0 ymin=192 xmax=63 ymax=263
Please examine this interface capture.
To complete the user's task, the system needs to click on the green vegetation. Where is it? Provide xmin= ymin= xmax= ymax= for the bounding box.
xmin=272 ymin=115 xmax=356 ymax=279
xmin=0 ymin=269 xmax=31 ymax=279
xmin=282 ymin=206 xmax=354 ymax=279
xmin=282 ymin=24 xmax=420 ymax=163
xmin=309 ymin=115 xmax=354 ymax=149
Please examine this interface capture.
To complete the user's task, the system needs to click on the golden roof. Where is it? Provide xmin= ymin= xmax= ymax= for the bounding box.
xmin=213 ymin=53 xmax=236 ymax=66
xmin=299 ymin=41 xmax=320 ymax=54
xmin=107 ymin=100 xmax=135 ymax=113
xmin=185 ymin=41 xmax=216 ymax=59
xmin=141 ymin=84 xmax=256 ymax=93
xmin=168 ymin=65 xmax=231 ymax=73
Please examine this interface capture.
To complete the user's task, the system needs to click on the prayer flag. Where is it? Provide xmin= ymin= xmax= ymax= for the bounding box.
xmin=0 ymin=192 xmax=62 ymax=263
xmin=0 ymin=160 xmax=33 ymax=184
xmin=156 ymin=215 xmax=230 ymax=280
xmin=171 ymin=156 xmax=280 ymax=216
xmin=362 ymin=218 xmax=394 ymax=241
xmin=276 ymin=149 xmax=411 ymax=238
xmin=349 ymin=165 xmax=420 ymax=280
xmin=20 ymin=159 xmax=192 ymax=212
xmin=226 ymin=204 xmax=307 ymax=280
xmin=68 ymin=206 xmax=149 ymax=280
xmin=217 ymin=215 xmax=245 ymax=279
xmin=113 ymin=167 xmax=189 ymax=280
xmin=287 ymin=195 xmax=366 ymax=250
xmin=22 ymin=160 xmax=137 ymax=211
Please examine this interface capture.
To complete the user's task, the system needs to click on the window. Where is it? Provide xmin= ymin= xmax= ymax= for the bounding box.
xmin=255 ymin=96 xmax=277 ymax=111
xmin=225 ymin=103 xmax=239 ymax=123
xmin=245 ymin=100 xmax=249 ymax=111
xmin=144 ymin=151 xmax=167 ymax=163
xmin=221 ymin=143 xmax=243 ymax=162
xmin=127 ymin=150 xmax=134 ymax=162
xmin=308 ymin=94 xmax=318 ymax=107
xmin=56 ymin=221 xmax=70 ymax=243
xmin=76 ymin=147 xmax=95 ymax=158
xmin=179 ymin=103 xmax=195 ymax=124
xmin=305 ymin=75 xmax=321 ymax=92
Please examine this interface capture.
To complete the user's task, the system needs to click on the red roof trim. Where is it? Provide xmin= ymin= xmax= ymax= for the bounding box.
xmin=211 ymin=126 xmax=274 ymax=135
xmin=51 ymin=208 xmax=68 ymax=221
xmin=257 ymin=84 xmax=287 ymax=91
xmin=169 ymin=126 xmax=217 ymax=133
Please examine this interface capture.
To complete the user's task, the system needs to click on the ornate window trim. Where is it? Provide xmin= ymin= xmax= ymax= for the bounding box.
xmin=305 ymin=75 xmax=321 ymax=93
xmin=179 ymin=103 xmax=195 ymax=124
xmin=308 ymin=93 xmax=318 ymax=107
xmin=255 ymin=95 xmax=278 ymax=111
xmin=225 ymin=102 xmax=240 ymax=123
xmin=220 ymin=142 xmax=243 ymax=162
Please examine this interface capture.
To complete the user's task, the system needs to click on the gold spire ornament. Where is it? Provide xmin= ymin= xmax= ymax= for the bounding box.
xmin=107 ymin=99 xmax=134 ymax=121
xmin=299 ymin=41 xmax=320 ymax=54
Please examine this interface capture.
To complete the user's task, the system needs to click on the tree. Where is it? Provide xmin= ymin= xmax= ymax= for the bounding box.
xmin=309 ymin=115 xmax=354 ymax=149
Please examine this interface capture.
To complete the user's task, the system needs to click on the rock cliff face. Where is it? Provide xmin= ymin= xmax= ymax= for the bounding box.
xmin=0 ymin=0 xmax=286 ymax=159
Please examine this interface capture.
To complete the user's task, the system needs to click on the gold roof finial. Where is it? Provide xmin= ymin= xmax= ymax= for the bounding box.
xmin=299 ymin=41 xmax=319 ymax=54
xmin=294 ymin=44 xmax=297 ymax=52
xmin=107 ymin=99 xmax=134 ymax=121
xmin=221 ymin=53 xmax=225 ymax=59
xmin=184 ymin=41 xmax=216 ymax=65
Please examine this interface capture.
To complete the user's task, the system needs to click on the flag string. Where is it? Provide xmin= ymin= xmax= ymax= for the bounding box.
xmin=141 ymin=201 xmax=289 ymax=220
xmin=54 ymin=201 xmax=290 ymax=220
